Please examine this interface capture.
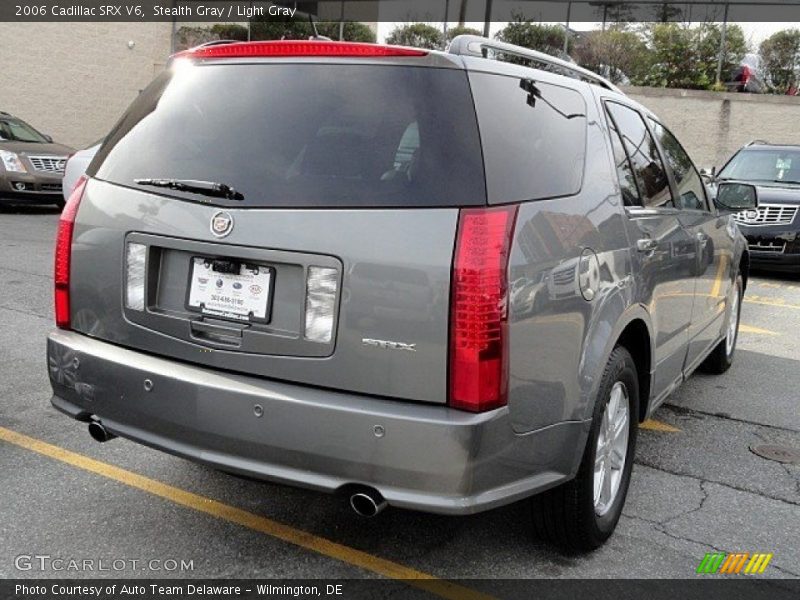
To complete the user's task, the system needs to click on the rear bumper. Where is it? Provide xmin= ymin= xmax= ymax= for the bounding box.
xmin=47 ymin=330 xmax=587 ymax=515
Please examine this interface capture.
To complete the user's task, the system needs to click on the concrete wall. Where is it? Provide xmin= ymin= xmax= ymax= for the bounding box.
xmin=625 ymin=86 xmax=800 ymax=170
xmin=0 ymin=23 xmax=172 ymax=149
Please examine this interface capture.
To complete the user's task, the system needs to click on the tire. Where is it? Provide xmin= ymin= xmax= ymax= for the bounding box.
xmin=530 ymin=346 xmax=639 ymax=553
xmin=700 ymin=273 xmax=743 ymax=375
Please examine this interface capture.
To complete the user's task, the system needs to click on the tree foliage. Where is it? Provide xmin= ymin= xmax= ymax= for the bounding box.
xmin=250 ymin=18 xmax=375 ymax=42
xmin=495 ymin=18 xmax=570 ymax=57
xmin=385 ymin=23 xmax=445 ymax=50
xmin=639 ymin=23 xmax=746 ymax=89
xmin=759 ymin=28 xmax=800 ymax=93
xmin=573 ymin=27 xmax=651 ymax=84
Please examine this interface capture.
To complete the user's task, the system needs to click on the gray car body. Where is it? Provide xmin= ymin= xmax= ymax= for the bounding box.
xmin=48 ymin=50 xmax=748 ymax=514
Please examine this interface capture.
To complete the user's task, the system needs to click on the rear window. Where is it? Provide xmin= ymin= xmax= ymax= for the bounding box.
xmin=90 ymin=63 xmax=486 ymax=208
xmin=468 ymin=72 xmax=587 ymax=204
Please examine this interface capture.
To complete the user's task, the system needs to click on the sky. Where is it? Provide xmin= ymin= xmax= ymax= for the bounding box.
xmin=377 ymin=21 xmax=797 ymax=49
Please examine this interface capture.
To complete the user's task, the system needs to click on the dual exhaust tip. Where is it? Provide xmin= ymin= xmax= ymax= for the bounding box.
xmin=88 ymin=420 xmax=386 ymax=517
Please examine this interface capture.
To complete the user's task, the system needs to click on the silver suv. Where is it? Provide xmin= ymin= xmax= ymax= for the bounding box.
xmin=47 ymin=37 xmax=755 ymax=552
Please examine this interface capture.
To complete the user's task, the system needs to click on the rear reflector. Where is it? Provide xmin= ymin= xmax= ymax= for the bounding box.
xmin=449 ymin=205 xmax=518 ymax=412
xmin=54 ymin=175 xmax=87 ymax=329
xmin=177 ymin=41 xmax=428 ymax=60
xmin=304 ymin=266 xmax=338 ymax=343
xmin=125 ymin=242 xmax=147 ymax=311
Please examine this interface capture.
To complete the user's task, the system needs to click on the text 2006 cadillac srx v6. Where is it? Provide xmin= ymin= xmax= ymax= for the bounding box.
xmin=48 ymin=38 xmax=757 ymax=552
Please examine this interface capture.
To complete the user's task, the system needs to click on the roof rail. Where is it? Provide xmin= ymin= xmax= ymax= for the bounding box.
xmin=448 ymin=35 xmax=624 ymax=95
xmin=745 ymin=139 xmax=769 ymax=146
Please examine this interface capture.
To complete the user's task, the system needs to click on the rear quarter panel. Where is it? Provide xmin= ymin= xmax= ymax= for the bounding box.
xmin=507 ymin=84 xmax=640 ymax=433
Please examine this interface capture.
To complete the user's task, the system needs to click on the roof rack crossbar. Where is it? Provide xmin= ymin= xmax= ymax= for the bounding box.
xmin=448 ymin=35 xmax=623 ymax=95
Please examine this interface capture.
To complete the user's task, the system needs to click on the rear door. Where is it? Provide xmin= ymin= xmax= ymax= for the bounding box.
xmin=603 ymin=101 xmax=697 ymax=400
xmin=73 ymin=58 xmax=487 ymax=405
xmin=648 ymin=118 xmax=734 ymax=370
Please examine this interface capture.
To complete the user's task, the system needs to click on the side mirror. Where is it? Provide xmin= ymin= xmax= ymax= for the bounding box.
xmin=715 ymin=182 xmax=758 ymax=212
xmin=44 ymin=134 xmax=53 ymax=143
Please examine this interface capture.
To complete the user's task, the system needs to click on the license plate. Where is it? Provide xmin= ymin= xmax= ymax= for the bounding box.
xmin=187 ymin=257 xmax=273 ymax=322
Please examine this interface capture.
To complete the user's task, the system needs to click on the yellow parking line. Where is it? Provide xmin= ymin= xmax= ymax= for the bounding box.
xmin=739 ymin=324 xmax=779 ymax=336
xmin=745 ymin=296 xmax=800 ymax=311
xmin=0 ymin=426 xmax=492 ymax=600
xmin=640 ymin=419 xmax=680 ymax=432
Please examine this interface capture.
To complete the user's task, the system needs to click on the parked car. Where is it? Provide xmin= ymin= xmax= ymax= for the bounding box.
xmin=63 ymin=141 xmax=101 ymax=201
xmin=47 ymin=37 xmax=753 ymax=552
xmin=712 ymin=141 xmax=800 ymax=271
xmin=725 ymin=53 xmax=767 ymax=94
xmin=0 ymin=112 xmax=73 ymax=208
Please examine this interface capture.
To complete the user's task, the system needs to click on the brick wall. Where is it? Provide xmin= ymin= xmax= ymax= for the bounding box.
xmin=625 ymin=86 xmax=800 ymax=169
xmin=0 ymin=22 xmax=172 ymax=149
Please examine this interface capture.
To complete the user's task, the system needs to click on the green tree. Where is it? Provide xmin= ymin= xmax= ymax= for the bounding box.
xmin=250 ymin=18 xmax=375 ymax=42
xmin=210 ymin=23 xmax=249 ymax=41
xmin=573 ymin=28 xmax=651 ymax=84
xmin=495 ymin=17 xmax=570 ymax=57
xmin=759 ymin=28 xmax=800 ymax=93
xmin=694 ymin=23 xmax=748 ymax=86
xmin=385 ymin=23 xmax=445 ymax=50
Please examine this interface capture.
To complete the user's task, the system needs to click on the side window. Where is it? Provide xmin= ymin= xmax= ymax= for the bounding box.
xmin=469 ymin=72 xmax=587 ymax=203
xmin=648 ymin=119 xmax=708 ymax=211
xmin=606 ymin=113 xmax=641 ymax=206
xmin=605 ymin=102 xmax=672 ymax=208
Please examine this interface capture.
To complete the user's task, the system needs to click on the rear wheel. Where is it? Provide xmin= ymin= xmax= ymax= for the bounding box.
xmin=530 ymin=346 xmax=638 ymax=553
xmin=700 ymin=272 xmax=743 ymax=374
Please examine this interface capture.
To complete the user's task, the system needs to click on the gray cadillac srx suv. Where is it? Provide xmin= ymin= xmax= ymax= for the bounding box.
xmin=47 ymin=37 xmax=755 ymax=552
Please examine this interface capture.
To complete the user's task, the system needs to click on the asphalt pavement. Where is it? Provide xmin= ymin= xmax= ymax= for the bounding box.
xmin=0 ymin=205 xmax=798 ymax=586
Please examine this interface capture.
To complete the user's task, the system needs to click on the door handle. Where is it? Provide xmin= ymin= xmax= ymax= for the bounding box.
xmin=636 ymin=238 xmax=658 ymax=253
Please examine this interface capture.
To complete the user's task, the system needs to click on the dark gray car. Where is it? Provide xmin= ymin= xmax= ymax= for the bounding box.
xmin=0 ymin=112 xmax=73 ymax=208
xmin=47 ymin=37 xmax=754 ymax=552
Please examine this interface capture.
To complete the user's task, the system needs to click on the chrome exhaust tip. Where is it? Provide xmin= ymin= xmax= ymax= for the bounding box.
xmin=349 ymin=491 xmax=386 ymax=518
xmin=88 ymin=421 xmax=116 ymax=443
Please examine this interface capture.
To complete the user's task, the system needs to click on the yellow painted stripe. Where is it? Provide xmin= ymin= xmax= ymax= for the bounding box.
xmin=739 ymin=324 xmax=779 ymax=336
xmin=758 ymin=553 xmax=773 ymax=573
xmin=0 ymin=426 xmax=492 ymax=600
xmin=745 ymin=296 xmax=800 ymax=311
xmin=640 ymin=419 xmax=680 ymax=433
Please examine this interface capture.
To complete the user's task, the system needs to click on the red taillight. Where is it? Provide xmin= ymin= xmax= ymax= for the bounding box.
xmin=176 ymin=41 xmax=428 ymax=60
xmin=449 ymin=205 xmax=518 ymax=412
xmin=54 ymin=175 xmax=87 ymax=329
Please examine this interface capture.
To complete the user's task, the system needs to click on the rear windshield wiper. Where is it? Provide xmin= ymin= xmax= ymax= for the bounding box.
xmin=134 ymin=178 xmax=244 ymax=200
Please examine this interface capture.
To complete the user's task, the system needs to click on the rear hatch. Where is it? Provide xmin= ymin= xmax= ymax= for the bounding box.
xmin=69 ymin=47 xmax=486 ymax=404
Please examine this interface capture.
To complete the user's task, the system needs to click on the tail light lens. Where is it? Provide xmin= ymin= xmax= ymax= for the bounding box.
xmin=54 ymin=175 xmax=87 ymax=329
xmin=449 ymin=205 xmax=518 ymax=412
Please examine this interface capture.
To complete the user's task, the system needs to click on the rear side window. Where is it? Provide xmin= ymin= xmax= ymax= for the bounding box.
xmin=605 ymin=102 xmax=672 ymax=208
xmin=649 ymin=119 xmax=708 ymax=211
xmin=90 ymin=64 xmax=486 ymax=208
xmin=606 ymin=115 xmax=640 ymax=206
xmin=469 ymin=72 xmax=587 ymax=204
